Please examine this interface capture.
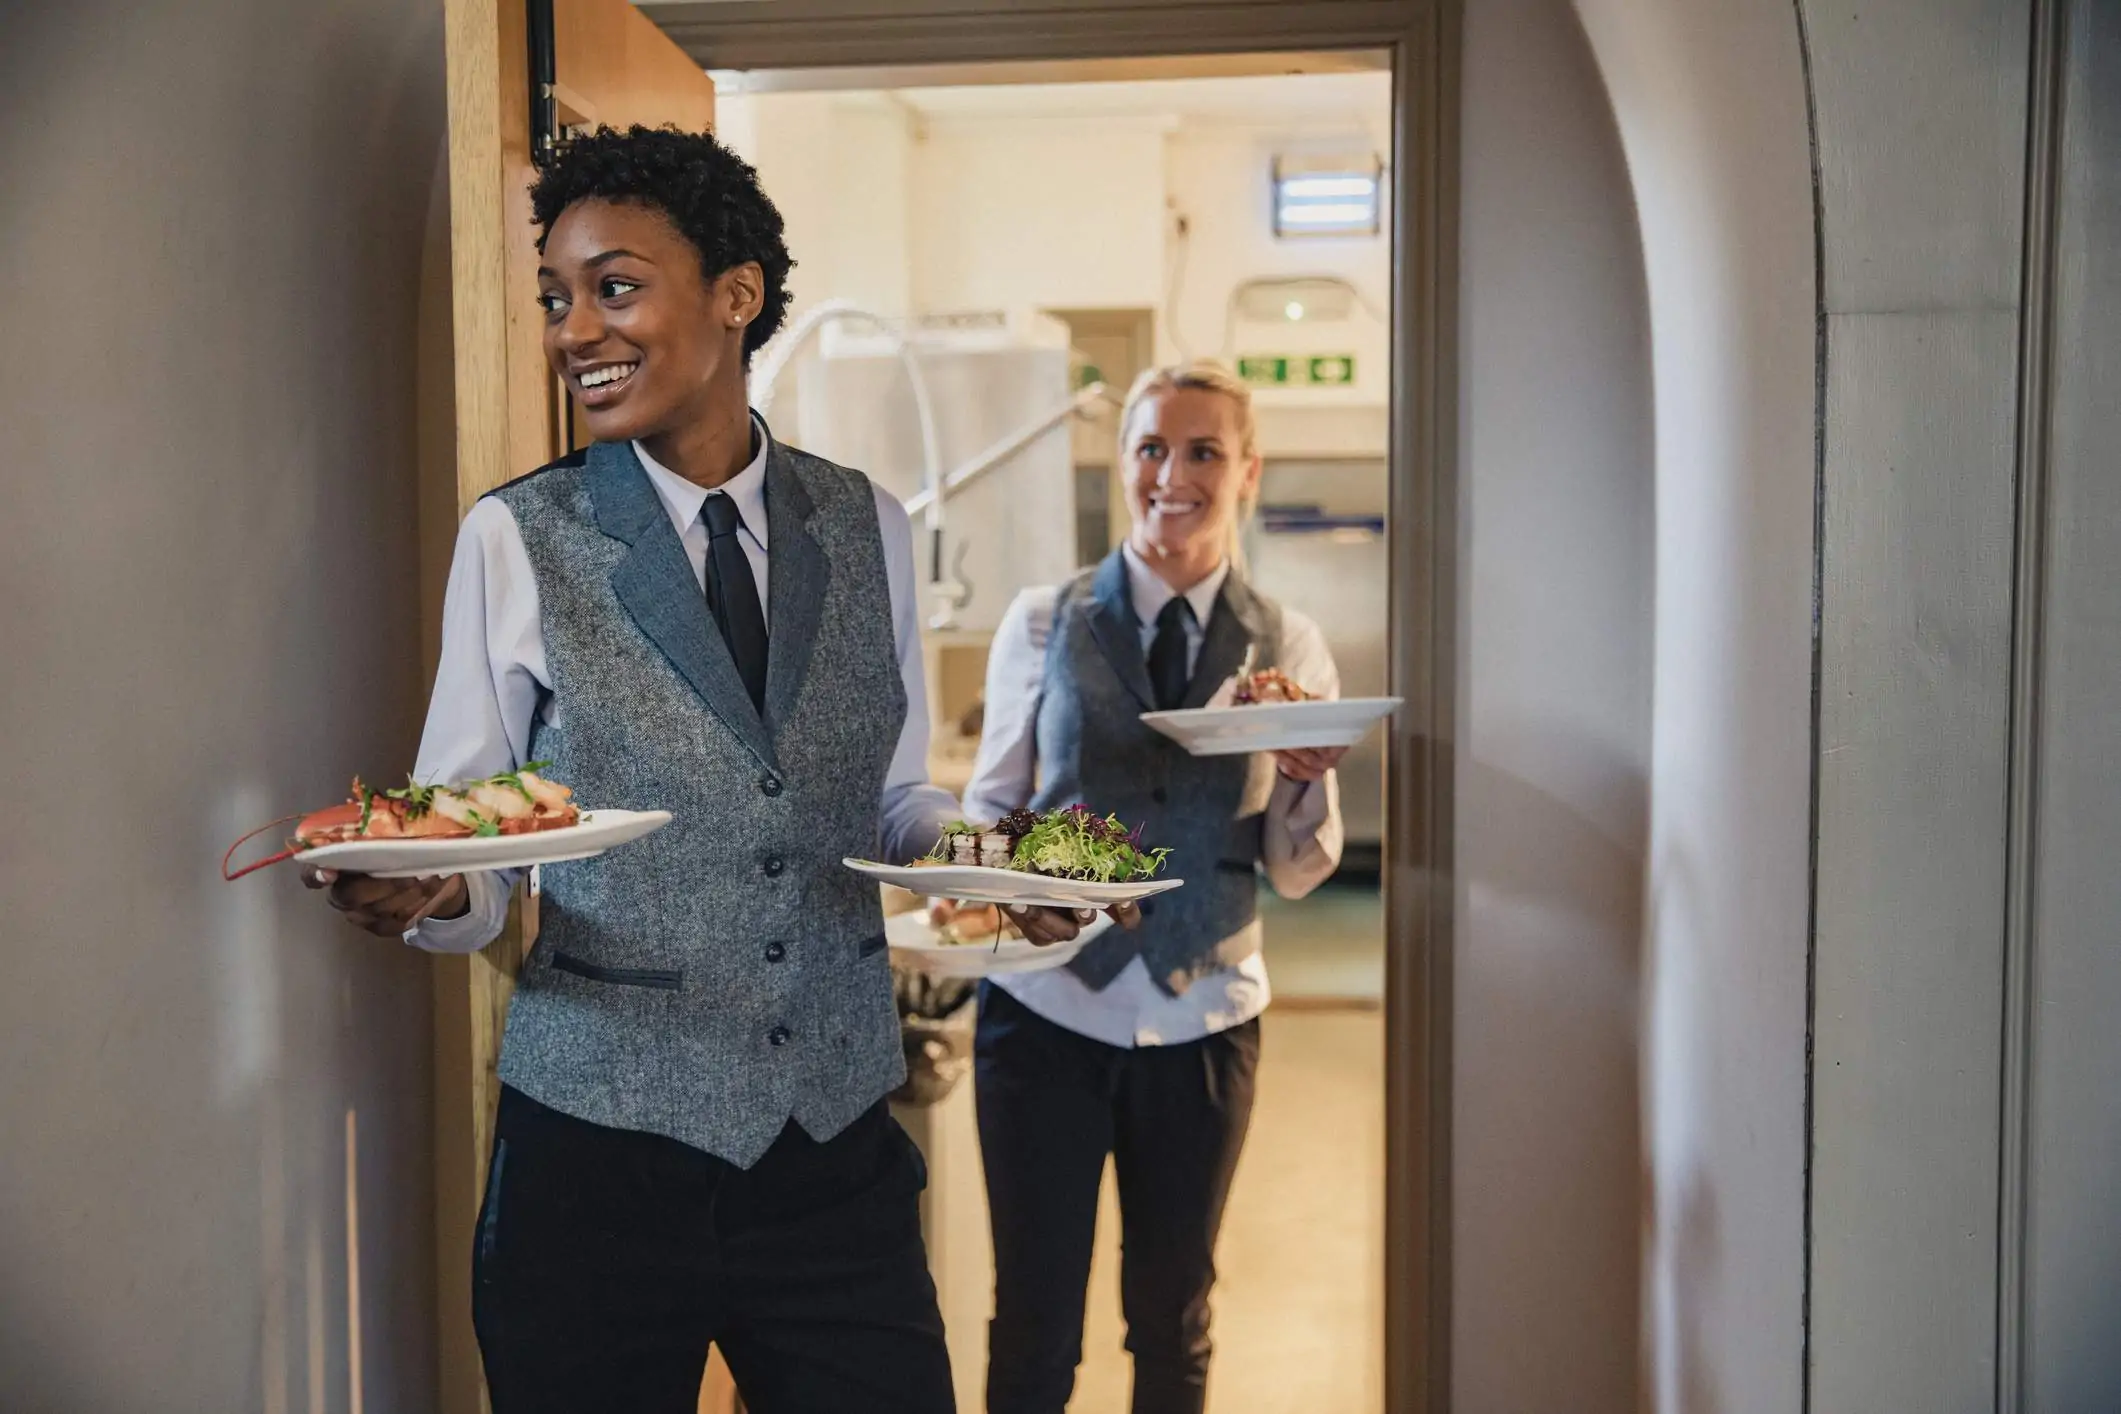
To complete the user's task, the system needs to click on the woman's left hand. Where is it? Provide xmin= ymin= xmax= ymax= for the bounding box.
xmin=1272 ymin=745 xmax=1347 ymax=783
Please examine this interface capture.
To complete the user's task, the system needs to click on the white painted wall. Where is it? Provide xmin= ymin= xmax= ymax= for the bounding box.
xmin=1568 ymin=2 xmax=1821 ymax=1411
xmin=1164 ymin=124 xmax=1393 ymax=406
xmin=725 ymin=78 xmax=1395 ymax=419
xmin=719 ymin=91 xmax=915 ymax=320
xmin=1802 ymin=0 xmax=2030 ymax=1395
xmin=1453 ymin=2 xmax=1654 ymax=1409
xmin=0 ymin=0 xmax=444 ymax=1406
xmin=911 ymin=112 xmax=1171 ymax=314
xmin=2024 ymin=13 xmax=2121 ymax=1407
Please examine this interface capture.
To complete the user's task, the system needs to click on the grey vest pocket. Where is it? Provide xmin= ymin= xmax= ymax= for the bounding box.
xmin=549 ymin=952 xmax=683 ymax=991
xmin=858 ymin=932 xmax=886 ymax=959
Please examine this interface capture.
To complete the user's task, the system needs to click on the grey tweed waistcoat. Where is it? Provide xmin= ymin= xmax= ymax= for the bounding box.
xmin=1034 ymin=550 xmax=1284 ymax=996
xmin=491 ymin=438 xmax=906 ymax=1168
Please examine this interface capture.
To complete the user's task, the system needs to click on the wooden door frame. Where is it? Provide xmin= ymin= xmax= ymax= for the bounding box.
xmin=639 ymin=4 xmax=1461 ymax=1409
xmin=432 ymin=4 xmax=727 ymax=1411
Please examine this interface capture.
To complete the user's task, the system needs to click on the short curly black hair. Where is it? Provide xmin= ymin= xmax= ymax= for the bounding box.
xmin=529 ymin=125 xmax=794 ymax=364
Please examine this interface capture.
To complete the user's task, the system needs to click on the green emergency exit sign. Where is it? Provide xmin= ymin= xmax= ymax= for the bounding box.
xmin=1238 ymin=354 xmax=1357 ymax=387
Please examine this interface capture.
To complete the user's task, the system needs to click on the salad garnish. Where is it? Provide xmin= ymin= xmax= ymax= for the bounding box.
xmin=928 ymin=805 xmax=1169 ymax=883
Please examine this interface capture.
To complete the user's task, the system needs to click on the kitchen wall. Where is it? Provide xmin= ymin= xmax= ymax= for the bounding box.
xmin=722 ymin=76 xmax=1394 ymax=412
xmin=911 ymin=112 xmax=1171 ymax=316
xmin=0 ymin=1 xmax=444 ymax=1408
xmin=1163 ymin=124 xmax=1392 ymax=407
xmin=716 ymin=90 xmax=916 ymax=322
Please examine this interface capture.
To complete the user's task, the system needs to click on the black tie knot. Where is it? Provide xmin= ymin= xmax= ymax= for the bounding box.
xmin=1156 ymin=597 xmax=1197 ymax=633
xmin=703 ymin=493 xmax=746 ymax=541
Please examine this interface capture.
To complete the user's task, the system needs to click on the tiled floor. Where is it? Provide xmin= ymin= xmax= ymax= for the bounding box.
xmin=907 ymin=1006 xmax=1385 ymax=1414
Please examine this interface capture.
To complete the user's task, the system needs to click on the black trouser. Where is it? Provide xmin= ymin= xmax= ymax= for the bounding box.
xmin=473 ymin=1085 xmax=955 ymax=1414
xmin=974 ymin=983 xmax=1262 ymax=1414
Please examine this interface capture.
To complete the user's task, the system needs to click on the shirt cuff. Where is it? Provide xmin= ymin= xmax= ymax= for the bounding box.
xmin=1271 ymin=771 xmax=1332 ymax=846
xmin=882 ymin=783 xmax=965 ymax=867
xmin=403 ymin=870 xmax=511 ymax=954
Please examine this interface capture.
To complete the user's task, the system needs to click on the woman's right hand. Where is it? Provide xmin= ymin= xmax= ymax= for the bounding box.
xmin=930 ymin=898 xmax=1141 ymax=947
xmin=1004 ymin=901 xmax=1143 ymax=947
xmin=303 ymin=867 xmax=467 ymax=938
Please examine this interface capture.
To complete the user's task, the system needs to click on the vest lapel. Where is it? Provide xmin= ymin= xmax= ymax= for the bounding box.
xmin=1084 ymin=549 xmax=1157 ymax=710
xmin=763 ymin=443 xmax=828 ymax=732
xmin=1184 ymin=570 xmax=1268 ymax=709
xmin=588 ymin=440 xmax=778 ymax=769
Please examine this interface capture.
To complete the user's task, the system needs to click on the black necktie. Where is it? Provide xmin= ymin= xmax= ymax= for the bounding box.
xmin=702 ymin=493 xmax=769 ymax=713
xmin=1148 ymin=597 xmax=1197 ymax=711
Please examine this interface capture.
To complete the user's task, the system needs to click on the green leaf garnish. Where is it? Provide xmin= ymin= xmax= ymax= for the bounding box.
xmin=926 ymin=808 xmax=1168 ymax=881
xmin=1014 ymin=808 xmax=1168 ymax=882
xmin=385 ymin=777 xmax=440 ymax=819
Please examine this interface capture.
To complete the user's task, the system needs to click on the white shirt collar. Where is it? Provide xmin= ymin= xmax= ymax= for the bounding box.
xmin=632 ymin=414 xmax=771 ymax=546
xmin=1121 ymin=542 xmax=1227 ymax=629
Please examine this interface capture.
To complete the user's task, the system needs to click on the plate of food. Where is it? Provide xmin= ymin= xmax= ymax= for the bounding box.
xmin=222 ymin=765 xmax=672 ymax=881
xmin=886 ymin=901 xmax=1114 ymax=978
xmin=846 ymin=805 xmax=1183 ymax=911
xmin=1140 ymin=665 xmax=1402 ymax=757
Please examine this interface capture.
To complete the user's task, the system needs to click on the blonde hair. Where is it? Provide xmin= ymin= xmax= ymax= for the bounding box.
xmin=1116 ymin=360 xmax=1262 ymax=564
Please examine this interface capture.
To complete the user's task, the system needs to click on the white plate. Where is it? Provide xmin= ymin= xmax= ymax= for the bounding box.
xmin=1139 ymin=696 xmax=1403 ymax=756
xmin=844 ymin=859 xmax=1183 ymax=911
xmin=299 ymin=809 xmax=673 ymax=879
xmin=886 ymin=908 xmax=1112 ymax=978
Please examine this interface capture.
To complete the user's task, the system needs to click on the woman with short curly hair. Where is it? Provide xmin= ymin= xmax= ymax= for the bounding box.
xmin=299 ymin=125 xmax=1039 ymax=1412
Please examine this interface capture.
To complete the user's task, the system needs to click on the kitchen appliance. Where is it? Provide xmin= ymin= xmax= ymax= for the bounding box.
xmin=1245 ymin=457 xmax=1390 ymax=856
xmin=792 ymin=311 xmax=1079 ymax=637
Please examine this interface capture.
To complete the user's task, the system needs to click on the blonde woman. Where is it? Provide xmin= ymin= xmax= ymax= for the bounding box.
xmin=956 ymin=362 xmax=1345 ymax=1414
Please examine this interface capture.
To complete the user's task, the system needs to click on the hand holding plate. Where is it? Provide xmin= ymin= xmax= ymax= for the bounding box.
xmin=304 ymin=867 xmax=466 ymax=937
xmin=1003 ymin=903 xmax=1099 ymax=947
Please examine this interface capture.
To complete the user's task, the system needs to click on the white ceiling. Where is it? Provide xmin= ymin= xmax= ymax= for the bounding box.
xmin=717 ymin=69 xmax=1392 ymax=134
xmin=892 ymin=72 xmax=1390 ymax=127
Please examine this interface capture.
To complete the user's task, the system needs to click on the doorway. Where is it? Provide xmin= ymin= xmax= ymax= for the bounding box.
xmin=435 ymin=3 xmax=1456 ymax=1411
xmin=716 ymin=60 xmax=1396 ymax=1409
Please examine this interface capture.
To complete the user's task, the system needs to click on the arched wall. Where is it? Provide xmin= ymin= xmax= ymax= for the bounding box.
xmin=1542 ymin=3 xmax=2121 ymax=1410
xmin=1452 ymin=2 xmax=1655 ymax=1410
xmin=1566 ymin=2 xmax=1821 ymax=1412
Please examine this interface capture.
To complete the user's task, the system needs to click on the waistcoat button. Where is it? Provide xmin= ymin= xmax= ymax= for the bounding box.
xmin=1151 ymin=787 xmax=1168 ymax=804
xmin=764 ymin=941 xmax=786 ymax=963
xmin=768 ymin=1025 xmax=791 ymax=1047
xmin=762 ymin=855 xmax=786 ymax=878
xmin=761 ymin=775 xmax=784 ymax=798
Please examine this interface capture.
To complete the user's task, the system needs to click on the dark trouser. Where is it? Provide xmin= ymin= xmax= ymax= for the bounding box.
xmin=974 ymin=982 xmax=1262 ymax=1414
xmin=473 ymin=1084 xmax=955 ymax=1414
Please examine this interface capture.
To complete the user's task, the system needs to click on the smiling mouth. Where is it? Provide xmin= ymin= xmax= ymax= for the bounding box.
xmin=575 ymin=362 xmax=639 ymax=396
xmin=1149 ymin=494 xmax=1206 ymax=515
